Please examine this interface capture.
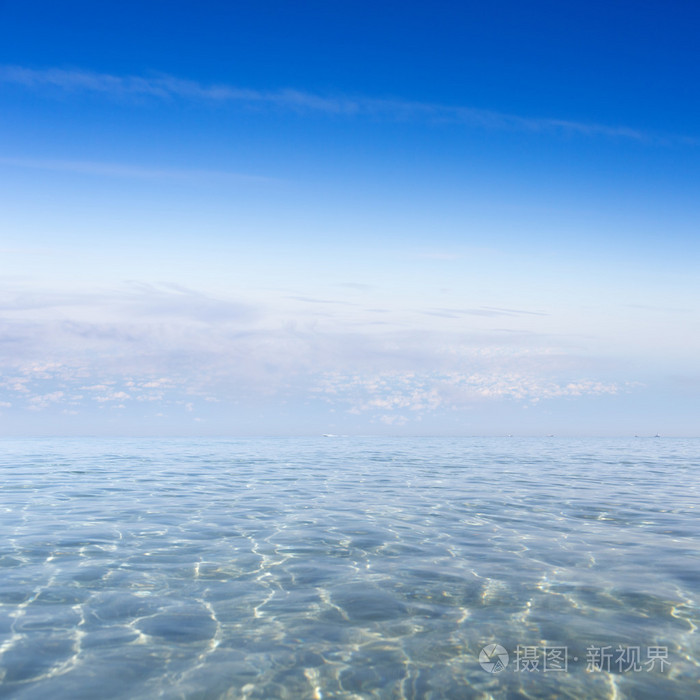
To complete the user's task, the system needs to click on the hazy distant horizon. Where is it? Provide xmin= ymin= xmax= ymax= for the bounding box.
xmin=2 ymin=434 xmax=697 ymax=441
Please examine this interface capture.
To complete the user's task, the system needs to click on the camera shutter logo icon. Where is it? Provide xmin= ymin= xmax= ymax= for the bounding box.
xmin=479 ymin=644 xmax=509 ymax=673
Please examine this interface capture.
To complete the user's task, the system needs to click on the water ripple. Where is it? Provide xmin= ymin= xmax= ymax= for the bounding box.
xmin=0 ymin=437 xmax=698 ymax=698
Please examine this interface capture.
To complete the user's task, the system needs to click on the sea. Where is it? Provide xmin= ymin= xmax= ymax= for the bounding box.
xmin=0 ymin=437 xmax=698 ymax=699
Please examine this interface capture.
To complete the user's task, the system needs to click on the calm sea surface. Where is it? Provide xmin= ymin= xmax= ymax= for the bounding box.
xmin=0 ymin=437 xmax=698 ymax=699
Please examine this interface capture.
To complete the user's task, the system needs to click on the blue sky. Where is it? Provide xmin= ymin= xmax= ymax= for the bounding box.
xmin=1 ymin=1 xmax=699 ymax=435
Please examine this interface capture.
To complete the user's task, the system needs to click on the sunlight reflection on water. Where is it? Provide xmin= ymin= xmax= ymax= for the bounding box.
xmin=0 ymin=437 xmax=698 ymax=698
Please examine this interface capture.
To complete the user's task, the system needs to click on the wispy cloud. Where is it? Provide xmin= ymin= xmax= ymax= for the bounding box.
xmin=423 ymin=306 xmax=548 ymax=319
xmin=0 ymin=65 xmax=679 ymax=142
xmin=0 ymin=282 xmax=258 ymax=323
xmin=286 ymin=296 xmax=357 ymax=306
xmin=0 ymin=156 xmax=270 ymax=182
xmin=0 ymin=280 xmax=633 ymax=420
xmin=313 ymin=371 xmax=625 ymax=415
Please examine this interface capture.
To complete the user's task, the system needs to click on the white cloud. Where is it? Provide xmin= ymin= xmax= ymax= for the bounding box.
xmin=0 ymin=65 xmax=668 ymax=142
xmin=27 ymin=391 xmax=64 ymax=411
xmin=95 ymin=391 xmax=130 ymax=403
xmin=379 ymin=414 xmax=408 ymax=426
xmin=0 ymin=156 xmax=269 ymax=183
xmin=0 ymin=282 xmax=638 ymax=421
xmin=312 ymin=371 xmax=625 ymax=417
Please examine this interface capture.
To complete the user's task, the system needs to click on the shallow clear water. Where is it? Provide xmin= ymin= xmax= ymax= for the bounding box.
xmin=0 ymin=437 xmax=698 ymax=699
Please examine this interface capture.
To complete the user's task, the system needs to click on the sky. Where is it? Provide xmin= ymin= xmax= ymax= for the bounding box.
xmin=0 ymin=0 xmax=699 ymax=436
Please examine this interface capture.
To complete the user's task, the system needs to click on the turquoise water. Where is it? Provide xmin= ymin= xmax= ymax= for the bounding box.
xmin=0 ymin=437 xmax=698 ymax=699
